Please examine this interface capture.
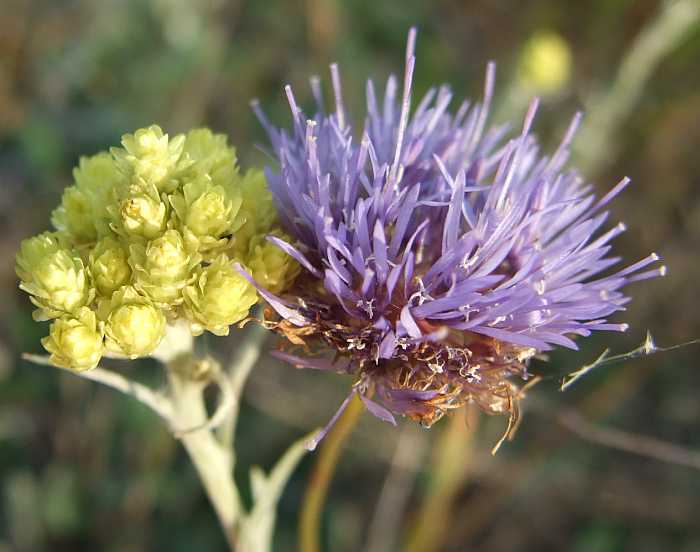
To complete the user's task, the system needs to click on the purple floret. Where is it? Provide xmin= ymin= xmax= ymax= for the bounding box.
xmin=248 ymin=28 xmax=665 ymax=446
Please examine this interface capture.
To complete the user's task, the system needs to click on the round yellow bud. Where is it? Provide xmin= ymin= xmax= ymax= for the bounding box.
xmin=115 ymin=187 xmax=167 ymax=240
xmin=41 ymin=307 xmax=104 ymax=371
xmin=16 ymin=234 xmax=94 ymax=320
xmin=230 ymin=169 xmax=277 ymax=259
xmin=518 ymin=31 xmax=572 ymax=95
xmin=112 ymin=125 xmax=188 ymax=193
xmin=170 ymin=174 xmax=243 ymax=255
xmin=247 ymin=232 xmax=300 ymax=294
xmin=51 ymin=153 xmax=125 ymax=242
xmin=183 ymin=255 xmax=258 ymax=336
xmin=101 ymin=287 xmax=166 ymax=358
xmin=183 ymin=128 xmax=238 ymax=189
xmin=73 ymin=152 xmax=125 ymax=193
xmin=15 ymin=232 xmax=64 ymax=282
xmin=89 ymin=237 xmax=132 ymax=297
xmin=130 ymin=230 xmax=197 ymax=306
xmin=187 ymin=189 xmax=230 ymax=236
xmin=51 ymin=186 xmax=96 ymax=243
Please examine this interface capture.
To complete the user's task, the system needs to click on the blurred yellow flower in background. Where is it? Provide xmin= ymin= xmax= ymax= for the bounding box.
xmin=518 ymin=30 xmax=572 ymax=94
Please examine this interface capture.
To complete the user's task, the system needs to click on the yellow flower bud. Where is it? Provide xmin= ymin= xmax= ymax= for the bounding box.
xmin=183 ymin=255 xmax=257 ymax=336
xmin=51 ymin=186 xmax=96 ymax=243
xmin=100 ymin=286 xmax=166 ymax=358
xmin=247 ymin=231 xmax=300 ymax=294
xmin=230 ymin=169 xmax=277 ymax=259
xmin=109 ymin=182 xmax=168 ymax=240
xmin=15 ymin=232 xmax=64 ymax=282
xmin=16 ymin=233 xmax=94 ymax=320
xmin=170 ymin=174 xmax=243 ymax=255
xmin=41 ymin=307 xmax=104 ymax=371
xmin=517 ymin=31 xmax=572 ymax=95
xmin=51 ymin=153 xmax=125 ymax=242
xmin=73 ymin=151 xmax=125 ymax=192
xmin=89 ymin=237 xmax=131 ymax=297
xmin=111 ymin=125 xmax=189 ymax=193
xmin=183 ymin=128 xmax=238 ymax=189
xmin=130 ymin=230 xmax=197 ymax=306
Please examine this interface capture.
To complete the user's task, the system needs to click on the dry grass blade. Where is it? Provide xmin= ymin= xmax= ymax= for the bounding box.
xmin=558 ymin=409 xmax=700 ymax=471
xmin=561 ymin=332 xmax=700 ymax=391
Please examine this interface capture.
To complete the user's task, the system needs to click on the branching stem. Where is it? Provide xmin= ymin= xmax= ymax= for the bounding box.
xmin=22 ymin=354 xmax=173 ymax=421
xmin=167 ymin=366 xmax=242 ymax=550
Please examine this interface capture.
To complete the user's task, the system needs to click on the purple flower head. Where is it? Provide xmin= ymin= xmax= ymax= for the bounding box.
xmin=247 ymin=28 xmax=665 ymax=447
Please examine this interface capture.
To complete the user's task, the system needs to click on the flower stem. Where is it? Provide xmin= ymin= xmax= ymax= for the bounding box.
xmin=299 ymin=393 xmax=364 ymax=552
xmin=167 ymin=365 xmax=241 ymax=550
xmin=405 ymin=406 xmax=478 ymax=552
xmin=23 ymin=353 xmax=173 ymax=421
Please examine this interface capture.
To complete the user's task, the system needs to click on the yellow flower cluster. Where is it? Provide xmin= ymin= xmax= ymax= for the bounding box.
xmin=17 ymin=126 xmax=300 ymax=371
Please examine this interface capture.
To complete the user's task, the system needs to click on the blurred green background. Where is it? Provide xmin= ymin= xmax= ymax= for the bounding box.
xmin=1 ymin=1 xmax=700 ymax=550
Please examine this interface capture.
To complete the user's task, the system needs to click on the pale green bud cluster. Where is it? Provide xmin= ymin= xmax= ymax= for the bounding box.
xmin=17 ymin=125 xmax=300 ymax=371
